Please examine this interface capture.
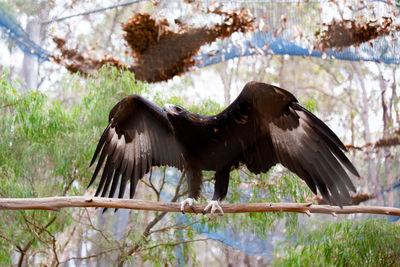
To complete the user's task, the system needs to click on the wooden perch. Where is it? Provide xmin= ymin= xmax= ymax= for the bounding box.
xmin=0 ymin=197 xmax=399 ymax=217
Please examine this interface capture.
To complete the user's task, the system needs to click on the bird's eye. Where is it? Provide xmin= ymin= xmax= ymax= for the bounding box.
xmin=175 ymin=106 xmax=183 ymax=112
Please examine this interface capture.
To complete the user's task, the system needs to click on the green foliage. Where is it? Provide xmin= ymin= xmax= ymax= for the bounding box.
xmin=1 ymin=68 xmax=143 ymax=198
xmin=274 ymin=218 xmax=400 ymax=267
xmin=0 ymin=68 xmax=149 ymax=264
xmin=299 ymin=95 xmax=318 ymax=113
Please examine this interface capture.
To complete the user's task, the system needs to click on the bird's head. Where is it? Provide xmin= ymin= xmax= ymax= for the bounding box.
xmin=163 ymin=103 xmax=203 ymax=144
xmin=163 ymin=104 xmax=197 ymax=135
xmin=163 ymin=104 xmax=188 ymax=117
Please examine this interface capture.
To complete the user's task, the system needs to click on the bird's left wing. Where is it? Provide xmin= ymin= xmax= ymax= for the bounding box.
xmin=88 ymin=95 xmax=184 ymax=199
xmin=217 ymin=82 xmax=359 ymax=207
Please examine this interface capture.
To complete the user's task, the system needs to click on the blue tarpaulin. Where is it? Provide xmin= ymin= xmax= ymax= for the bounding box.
xmin=0 ymin=6 xmax=50 ymax=62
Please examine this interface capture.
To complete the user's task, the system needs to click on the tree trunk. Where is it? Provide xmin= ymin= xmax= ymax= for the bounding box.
xmin=351 ymin=62 xmax=383 ymax=205
xmin=220 ymin=61 xmax=233 ymax=105
xmin=378 ymin=65 xmax=394 ymax=206
xmin=21 ymin=18 xmax=39 ymax=91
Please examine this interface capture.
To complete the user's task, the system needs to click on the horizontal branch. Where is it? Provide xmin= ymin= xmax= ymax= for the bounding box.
xmin=0 ymin=196 xmax=399 ymax=217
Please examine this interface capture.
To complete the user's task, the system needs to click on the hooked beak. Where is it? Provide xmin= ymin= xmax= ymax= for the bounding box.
xmin=163 ymin=104 xmax=178 ymax=115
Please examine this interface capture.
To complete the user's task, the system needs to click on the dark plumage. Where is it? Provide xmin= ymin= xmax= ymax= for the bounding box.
xmin=89 ymin=81 xmax=359 ymax=212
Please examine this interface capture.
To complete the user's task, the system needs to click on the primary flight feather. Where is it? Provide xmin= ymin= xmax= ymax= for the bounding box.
xmin=89 ymin=81 xmax=359 ymax=213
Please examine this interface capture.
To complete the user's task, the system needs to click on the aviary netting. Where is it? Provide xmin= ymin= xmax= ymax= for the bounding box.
xmin=2 ymin=1 xmax=399 ymax=81
xmin=50 ymin=1 xmax=400 ymax=81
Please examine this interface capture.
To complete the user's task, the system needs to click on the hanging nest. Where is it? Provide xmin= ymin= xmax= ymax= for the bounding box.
xmin=374 ymin=135 xmax=400 ymax=149
xmin=122 ymin=13 xmax=172 ymax=57
xmin=346 ymin=128 xmax=400 ymax=152
xmin=53 ymin=9 xmax=254 ymax=82
xmin=314 ymin=17 xmax=400 ymax=52
xmin=123 ymin=10 xmax=254 ymax=82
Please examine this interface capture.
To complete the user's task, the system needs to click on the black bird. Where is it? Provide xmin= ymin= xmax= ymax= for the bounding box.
xmin=88 ymin=81 xmax=359 ymax=214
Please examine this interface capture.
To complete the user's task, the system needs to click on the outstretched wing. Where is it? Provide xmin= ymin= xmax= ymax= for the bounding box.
xmin=88 ymin=95 xmax=184 ymax=199
xmin=218 ymin=81 xmax=359 ymax=207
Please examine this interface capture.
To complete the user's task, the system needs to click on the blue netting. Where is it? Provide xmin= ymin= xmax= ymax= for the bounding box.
xmin=380 ymin=182 xmax=400 ymax=222
xmin=195 ymin=31 xmax=400 ymax=68
xmin=0 ymin=6 xmax=50 ymax=61
xmin=194 ymin=221 xmax=278 ymax=260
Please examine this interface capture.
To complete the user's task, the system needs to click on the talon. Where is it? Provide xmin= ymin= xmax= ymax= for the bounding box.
xmin=180 ymin=198 xmax=194 ymax=214
xmin=203 ymin=200 xmax=224 ymax=215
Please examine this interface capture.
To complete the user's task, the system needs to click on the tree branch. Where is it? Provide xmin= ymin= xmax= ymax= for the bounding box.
xmin=58 ymin=247 xmax=121 ymax=264
xmin=136 ymin=238 xmax=210 ymax=252
xmin=1 ymin=196 xmax=400 ymax=216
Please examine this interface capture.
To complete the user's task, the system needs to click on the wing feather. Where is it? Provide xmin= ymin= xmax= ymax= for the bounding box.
xmin=90 ymin=123 xmax=111 ymax=167
xmin=88 ymin=143 xmax=108 ymax=187
xmin=296 ymin=104 xmax=359 ymax=178
xmin=269 ymin=107 xmax=356 ymax=207
xmin=95 ymin=157 xmax=113 ymax=197
xmin=118 ymin=144 xmax=134 ymax=198
xmin=89 ymin=95 xmax=184 ymax=200
xmin=300 ymin=122 xmax=354 ymax=195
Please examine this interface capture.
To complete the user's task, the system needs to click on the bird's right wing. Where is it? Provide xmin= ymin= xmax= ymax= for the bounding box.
xmin=88 ymin=95 xmax=184 ymax=199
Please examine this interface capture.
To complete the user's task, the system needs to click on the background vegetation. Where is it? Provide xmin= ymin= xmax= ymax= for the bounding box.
xmin=275 ymin=218 xmax=400 ymax=267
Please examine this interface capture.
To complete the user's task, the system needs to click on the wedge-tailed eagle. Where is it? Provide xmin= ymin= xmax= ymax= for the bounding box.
xmin=89 ymin=81 xmax=358 ymax=214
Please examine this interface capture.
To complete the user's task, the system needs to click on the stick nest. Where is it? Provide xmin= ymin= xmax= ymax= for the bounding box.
xmin=315 ymin=17 xmax=400 ymax=51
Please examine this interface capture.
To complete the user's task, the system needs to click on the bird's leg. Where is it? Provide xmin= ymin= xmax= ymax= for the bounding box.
xmin=203 ymin=200 xmax=224 ymax=215
xmin=180 ymin=198 xmax=195 ymax=214
xmin=181 ymin=167 xmax=202 ymax=214
xmin=203 ymin=168 xmax=230 ymax=216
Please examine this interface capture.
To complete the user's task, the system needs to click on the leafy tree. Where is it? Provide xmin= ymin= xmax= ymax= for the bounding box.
xmin=274 ymin=218 xmax=400 ymax=267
